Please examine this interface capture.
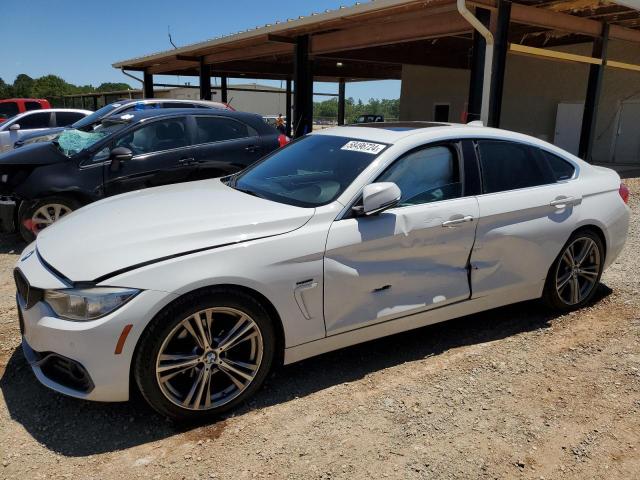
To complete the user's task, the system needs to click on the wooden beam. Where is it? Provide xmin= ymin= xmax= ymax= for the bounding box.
xmin=511 ymin=3 xmax=602 ymax=36
xmin=204 ymin=43 xmax=292 ymax=63
xmin=511 ymin=3 xmax=640 ymax=43
xmin=175 ymin=55 xmax=200 ymax=62
xmin=509 ymin=43 xmax=602 ymax=65
xmin=267 ymin=34 xmax=296 ymax=44
xmin=311 ymin=10 xmax=472 ymax=54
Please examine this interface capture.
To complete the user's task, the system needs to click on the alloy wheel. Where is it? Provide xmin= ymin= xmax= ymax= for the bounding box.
xmin=555 ymin=236 xmax=601 ymax=306
xmin=155 ymin=307 xmax=264 ymax=411
xmin=31 ymin=203 xmax=72 ymax=234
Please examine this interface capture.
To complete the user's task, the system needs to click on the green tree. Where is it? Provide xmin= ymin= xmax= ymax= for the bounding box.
xmin=96 ymin=82 xmax=131 ymax=92
xmin=31 ymin=75 xmax=74 ymax=98
xmin=0 ymin=78 xmax=14 ymax=99
xmin=13 ymin=74 xmax=34 ymax=97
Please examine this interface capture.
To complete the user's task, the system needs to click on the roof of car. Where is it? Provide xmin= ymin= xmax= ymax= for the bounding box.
xmin=104 ymin=108 xmax=260 ymax=123
xmin=312 ymin=122 xmax=471 ymax=143
xmin=13 ymin=108 xmax=92 ymax=118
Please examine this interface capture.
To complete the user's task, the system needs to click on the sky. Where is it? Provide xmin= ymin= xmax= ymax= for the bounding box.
xmin=1 ymin=0 xmax=400 ymax=102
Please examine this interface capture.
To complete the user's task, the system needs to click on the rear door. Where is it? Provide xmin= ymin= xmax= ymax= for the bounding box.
xmin=471 ymin=139 xmax=581 ymax=300
xmin=324 ymin=141 xmax=479 ymax=335
xmin=103 ymin=116 xmax=195 ymax=196
xmin=191 ymin=115 xmax=264 ymax=179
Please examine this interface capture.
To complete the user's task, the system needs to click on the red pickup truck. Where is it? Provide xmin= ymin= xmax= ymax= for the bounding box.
xmin=0 ymin=98 xmax=51 ymax=123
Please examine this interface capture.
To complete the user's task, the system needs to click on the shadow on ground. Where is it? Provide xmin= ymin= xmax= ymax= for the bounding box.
xmin=0 ymin=285 xmax=612 ymax=457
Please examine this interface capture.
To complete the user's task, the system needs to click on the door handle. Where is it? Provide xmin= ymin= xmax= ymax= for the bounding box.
xmin=178 ymin=157 xmax=195 ymax=165
xmin=245 ymin=145 xmax=261 ymax=153
xmin=442 ymin=215 xmax=474 ymax=227
xmin=550 ymin=196 xmax=576 ymax=208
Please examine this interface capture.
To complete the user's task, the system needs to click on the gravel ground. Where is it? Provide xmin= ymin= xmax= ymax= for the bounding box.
xmin=0 ymin=179 xmax=638 ymax=480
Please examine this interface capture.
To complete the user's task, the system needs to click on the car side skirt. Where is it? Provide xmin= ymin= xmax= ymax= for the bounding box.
xmin=283 ymin=282 xmax=544 ymax=365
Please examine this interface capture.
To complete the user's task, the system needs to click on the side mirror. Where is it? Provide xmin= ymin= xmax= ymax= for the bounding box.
xmin=109 ymin=147 xmax=133 ymax=172
xmin=354 ymin=182 xmax=401 ymax=216
xmin=9 ymin=124 xmax=20 ymax=131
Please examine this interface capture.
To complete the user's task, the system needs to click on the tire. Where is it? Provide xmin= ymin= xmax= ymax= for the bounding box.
xmin=18 ymin=196 xmax=81 ymax=243
xmin=134 ymin=288 xmax=276 ymax=422
xmin=542 ymin=230 xmax=604 ymax=312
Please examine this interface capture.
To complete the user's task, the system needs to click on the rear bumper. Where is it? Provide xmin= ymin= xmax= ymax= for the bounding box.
xmin=0 ymin=197 xmax=16 ymax=233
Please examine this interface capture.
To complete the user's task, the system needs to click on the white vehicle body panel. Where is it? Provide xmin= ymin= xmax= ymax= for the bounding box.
xmin=14 ymin=123 xmax=630 ymax=402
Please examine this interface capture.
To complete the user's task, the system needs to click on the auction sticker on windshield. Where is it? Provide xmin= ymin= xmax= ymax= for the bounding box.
xmin=341 ymin=141 xmax=386 ymax=155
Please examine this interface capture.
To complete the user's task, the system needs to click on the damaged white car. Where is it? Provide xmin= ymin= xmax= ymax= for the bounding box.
xmin=15 ymin=122 xmax=629 ymax=420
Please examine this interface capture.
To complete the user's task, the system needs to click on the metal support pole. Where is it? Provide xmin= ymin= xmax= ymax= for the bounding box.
xmin=220 ymin=76 xmax=228 ymax=103
xmin=466 ymin=7 xmax=491 ymax=123
xmin=488 ymin=0 xmax=511 ymax=128
xmin=338 ymin=79 xmax=346 ymax=125
xmin=293 ymin=35 xmax=313 ymax=137
xmin=285 ymin=78 xmax=292 ymax=137
xmin=578 ymin=23 xmax=609 ymax=162
xmin=199 ymin=58 xmax=212 ymax=100
xmin=143 ymin=70 xmax=154 ymax=98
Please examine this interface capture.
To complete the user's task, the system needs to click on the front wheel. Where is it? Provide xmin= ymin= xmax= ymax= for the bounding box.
xmin=134 ymin=289 xmax=276 ymax=421
xmin=543 ymin=230 xmax=604 ymax=311
xmin=18 ymin=196 xmax=80 ymax=243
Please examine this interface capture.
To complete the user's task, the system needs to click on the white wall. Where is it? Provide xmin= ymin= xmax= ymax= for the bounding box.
xmin=400 ymin=40 xmax=640 ymax=163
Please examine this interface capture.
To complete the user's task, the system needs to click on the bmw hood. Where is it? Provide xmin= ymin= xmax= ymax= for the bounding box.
xmin=36 ymin=179 xmax=315 ymax=282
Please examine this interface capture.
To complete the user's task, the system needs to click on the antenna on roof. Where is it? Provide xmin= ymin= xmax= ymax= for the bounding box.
xmin=168 ymin=25 xmax=178 ymax=50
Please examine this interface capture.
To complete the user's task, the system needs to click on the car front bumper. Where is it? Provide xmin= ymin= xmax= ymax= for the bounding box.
xmin=16 ymin=249 xmax=177 ymax=402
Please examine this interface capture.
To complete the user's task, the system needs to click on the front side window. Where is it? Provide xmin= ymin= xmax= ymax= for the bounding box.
xmin=233 ymin=135 xmax=387 ymax=207
xmin=15 ymin=112 xmax=51 ymax=129
xmin=477 ymin=140 xmax=554 ymax=194
xmin=114 ymin=118 xmax=188 ymax=156
xmin=377 ymin=145 xmax=461 ymax=206
xmin=195 ymin=116 xmax=254 ymax=144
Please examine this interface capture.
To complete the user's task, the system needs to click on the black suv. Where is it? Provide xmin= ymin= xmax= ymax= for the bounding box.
xmin=0 ymin=109 xmax=285 ymax=241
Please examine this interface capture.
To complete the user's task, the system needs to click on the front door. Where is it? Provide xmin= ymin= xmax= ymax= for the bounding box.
xmin=324 ymin=143 xmax=479 ymax=335
xmin=191 ymin=115 xmax=264 ymax=179
xmin=104 ymin=116 xmax=194 ymax=196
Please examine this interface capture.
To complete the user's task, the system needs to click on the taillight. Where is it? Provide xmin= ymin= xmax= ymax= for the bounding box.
xmin=278 ymin=134 xmax=290 ymax=148
xmin=619 ymin=183 xmax=630 ymax=204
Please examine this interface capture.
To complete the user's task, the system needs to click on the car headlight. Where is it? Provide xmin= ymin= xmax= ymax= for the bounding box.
xmin=44 ymin=287 xmax=140 ymax=321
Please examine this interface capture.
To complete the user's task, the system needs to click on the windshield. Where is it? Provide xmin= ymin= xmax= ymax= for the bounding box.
xmin=71 ymin=103 xmax=121 ymax=130
xmin=55 ymin=121 xmax=128 ymax=156
xmin=232 ymin=135 xmax=388 ymax=207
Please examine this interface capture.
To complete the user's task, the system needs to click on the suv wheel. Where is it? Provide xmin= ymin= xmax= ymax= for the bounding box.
xmin=18 ymin=196 xmax=80 ymax=243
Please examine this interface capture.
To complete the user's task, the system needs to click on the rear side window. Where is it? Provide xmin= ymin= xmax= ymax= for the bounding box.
xmin=16 ymin=112 xmax=51 ymax=129
xmin=0 ymin=102 xmax=19 ymax=120
xmin=541 ymin=150 xmax=575 ymax=181
xmin=55 ymin=112 xmax=86 ymax=127
xmin=377 ymin=145 xmax=461 ymax=206
xmin=195 ymin=116 xmax=255 ymax=144
xmin=477 ymin=140 xmax=554 ymax=194
xmin=25 ymin=101 xmax=43 ymax=111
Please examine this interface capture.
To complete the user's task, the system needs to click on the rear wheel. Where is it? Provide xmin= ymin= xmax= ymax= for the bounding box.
xmin=18 ymin=196 xmax=80 ymax=242
xmin=543 ymin=230 xmax=604 ymax=311
xmin=134 ymin=288 xmax=276 ymax=421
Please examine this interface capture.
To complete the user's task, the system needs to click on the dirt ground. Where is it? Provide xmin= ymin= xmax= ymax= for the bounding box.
xmin=0 ymin=180 xmax=638 ymax=480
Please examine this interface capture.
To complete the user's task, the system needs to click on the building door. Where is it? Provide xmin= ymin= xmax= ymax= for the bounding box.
xmin=554 ymin=102 xmax=583 ymax=156
xmin=613 ymin=102 xmax=640 ymax=164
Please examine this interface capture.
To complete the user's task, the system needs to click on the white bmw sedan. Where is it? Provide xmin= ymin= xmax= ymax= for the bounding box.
xmin=14 ymin=122 xmax=630 ymax=420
